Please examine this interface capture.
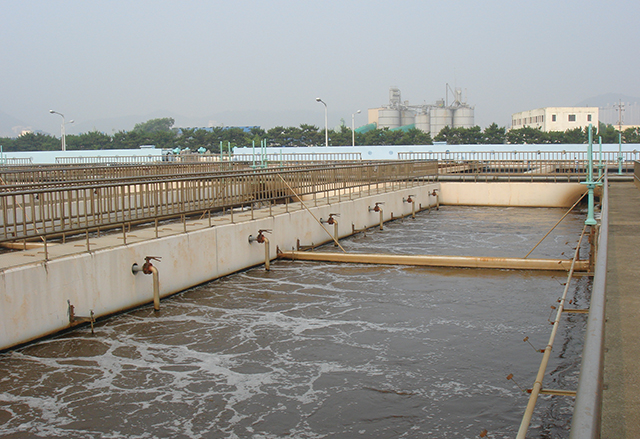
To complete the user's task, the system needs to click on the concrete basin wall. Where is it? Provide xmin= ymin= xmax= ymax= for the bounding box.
xmin=0 ymin=181 xmax=587 ymax=351
xmin=1 ymin=185 xmax=439 ymax=351
xmin=440 ymin=182 xmax=585 ymax=207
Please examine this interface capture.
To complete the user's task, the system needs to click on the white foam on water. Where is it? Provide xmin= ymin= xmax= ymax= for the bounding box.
xmin=0 ymin=206 xmax=588 ymax=438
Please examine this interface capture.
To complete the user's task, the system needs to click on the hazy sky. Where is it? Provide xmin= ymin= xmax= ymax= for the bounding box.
xmin=2 ymin=0 xmax=639 ymax=135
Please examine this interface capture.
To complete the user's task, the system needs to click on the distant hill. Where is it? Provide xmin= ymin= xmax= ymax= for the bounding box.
xmin=0 ymin=110 xmax=28 ymax=137
xmin=576 ymin=93 xmax=640 ymax=125
xmin=576 ymin=93 xmax=640 ymax=108
xmin=73 ymin=109 xmax=323 ymax=133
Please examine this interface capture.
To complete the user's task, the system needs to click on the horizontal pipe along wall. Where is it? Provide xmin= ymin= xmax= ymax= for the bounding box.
xmin=1 ymin=184 xmax=443 ymax=351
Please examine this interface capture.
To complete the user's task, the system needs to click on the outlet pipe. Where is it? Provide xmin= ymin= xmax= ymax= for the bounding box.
xmin=369 ymin=203 xmax=384 ymax=230
xmin=430 ymin=189 xmax=440 ymax=210
xmin=403 ymin=195 xmax=416 ymax=219
xmin=149 ymin=266 xmax=160 ymax=311
xmin=262 ymin=237 xmax=270 ymax=271
xmin=320 ymin=214 xmax=340 ymax=246
xmin=132 ymin=256 xmax=161 ymax=311
xmin=249 ymin=230 xmax=271 ymax=271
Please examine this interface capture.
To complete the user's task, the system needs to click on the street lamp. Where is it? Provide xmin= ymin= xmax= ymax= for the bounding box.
xmin=352 ymin=109 xmax=361 ymax=147
xmin=49 ymin=110 xmax=74 ymax=151
xmin=316 ymin=97 xmax=328 ymax=147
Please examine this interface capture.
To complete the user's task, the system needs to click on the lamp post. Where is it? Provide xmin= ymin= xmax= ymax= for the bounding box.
xmin=316 ymin=97 xmax=328 ymax=147
xmin=352 ymin=109 xmax=361 ymax=146
xmin=49 ymin=110 xmax=74 ymax=151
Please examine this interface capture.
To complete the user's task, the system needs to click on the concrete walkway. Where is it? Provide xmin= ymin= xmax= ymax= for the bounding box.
xmin=602 ymin=182 xmax=640 ymax=438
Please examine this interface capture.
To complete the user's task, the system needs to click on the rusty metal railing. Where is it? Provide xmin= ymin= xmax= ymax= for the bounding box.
xmin=400 ymin=150 xmax=640 ymax=162
xmin=0 ymin=162 xmax=247 ymax=186
xmin=0 ymin=157 xmax=33 ymax=165
xmin=400 ymin=151 xmax=639 ymax=177
xmin=233 ymin=152 xmax=362 ymax=162
xmin=0 ymin=161 xmax=437 ymax=245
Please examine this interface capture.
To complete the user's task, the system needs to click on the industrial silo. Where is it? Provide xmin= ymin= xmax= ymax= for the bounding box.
xmin=377 ymin=108 xmax=401 ymax=129
xmin=415 ymin=112 xmax=431 ymax=134
xmin=430 ymin=107 xmax=453 ymax=137
xmin=400 ymin=110 xmax=416 ymax=127
xmin=453 ymin=106 xmax=475 ymax=128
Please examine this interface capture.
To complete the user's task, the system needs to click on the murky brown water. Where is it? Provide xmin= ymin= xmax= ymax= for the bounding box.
xmin=0 ymin=206 xmax=590 ymax=438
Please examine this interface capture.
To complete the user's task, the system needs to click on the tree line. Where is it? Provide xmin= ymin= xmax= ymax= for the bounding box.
xmin=1 ymin=117 xmax=639 ymax=152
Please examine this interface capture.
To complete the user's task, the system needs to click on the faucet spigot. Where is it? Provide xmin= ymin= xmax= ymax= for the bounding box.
xmin=369 ymin=202 xmax=384 ymax=213
xmin=403 ymin=195 xmax=416 ymax=203
xmin=249 ymin=229 xmax=271 ymax=244
xmin=142 ymin=256 xmax=161 ymax=275
xmin=321 ymin=213 xmax=339 ymax=225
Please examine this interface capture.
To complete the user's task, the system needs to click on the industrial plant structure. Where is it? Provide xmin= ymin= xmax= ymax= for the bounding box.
xmin=511 ymin=107 xmax=599 ymax=132
xmin=367 ymin=86 xmax=475 ymax=136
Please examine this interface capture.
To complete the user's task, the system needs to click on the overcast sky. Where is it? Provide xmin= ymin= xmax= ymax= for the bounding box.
xmin=2 ymin=0 xmax=639 ymax=135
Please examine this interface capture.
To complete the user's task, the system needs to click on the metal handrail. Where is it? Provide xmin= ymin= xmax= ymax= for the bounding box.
xmin=516 ymin=225 xmax=588 ymax=438
xmin=0 ymin=161 xmax=392 ymax=192
xmin=0 ymin=161 xmax=247 ymax=186
xmin=569 ymin=173 xmax=609 ymax=439
xmin=400 ymin=150 xmax=640 ymax=162
xmin=0 ymin=161 xmax=438 ymax=244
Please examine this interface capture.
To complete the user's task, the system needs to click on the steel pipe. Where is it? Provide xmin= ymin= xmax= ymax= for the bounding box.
xmin=277 ymin=251 xmax=588 ymax=272
xmin=150 ymin=266 xmax=160 ymax=311
xmin=516 ymin=225 xmax=588 ymax=438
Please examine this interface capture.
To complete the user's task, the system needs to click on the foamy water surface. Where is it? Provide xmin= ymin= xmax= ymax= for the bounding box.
xmin=0 ymin=206 xmax=591 ymax=438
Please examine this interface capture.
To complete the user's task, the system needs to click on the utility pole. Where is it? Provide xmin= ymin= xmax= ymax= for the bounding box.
xmin=615 ymin=99 xmax=625 ymax=174
xmin=615 ymin=99 xmax=625 ymax=132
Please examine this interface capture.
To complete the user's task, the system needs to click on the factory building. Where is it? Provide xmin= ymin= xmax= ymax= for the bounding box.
xmin=368 ymin=86 xmax=475 ymax=136
xmin=511 ymin=107 xmax=598 ymax=132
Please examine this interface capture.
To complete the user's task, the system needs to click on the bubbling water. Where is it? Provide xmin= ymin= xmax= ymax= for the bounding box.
xmin=0 ymin=206 xmax=589 ymax=438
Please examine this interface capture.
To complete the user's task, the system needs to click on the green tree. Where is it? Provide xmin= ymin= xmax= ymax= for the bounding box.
xmin=565 ymin=127 xmax=587 ymax=144
xmin=545 ymin=131 xmax=566 ymax=144
xmin=362 ymin=128 xmax=386 ymax=145
xmin=132 ymin=117 xmax=175 ymax=133
xmin=506 ymin=127 xmax=546 ymax=144
xmin=482 ymin=123 xmax=506 ymax=144
xmin=623 ymin=127 xmax=640 ymax=143
xmin=433 ymin=126 xmax=453 ymax=143
xmin=66 ymin=131 xmax=113 ymax=150
xmin=598 ymin=123 xmax=619 ymax=143
xmin=298 ymin=124 xmax=322 ymax=146
xmin=8 ymin=133 xmax=59 ymax=151
xmin=402 ymin=128 xmax=432 ymax=145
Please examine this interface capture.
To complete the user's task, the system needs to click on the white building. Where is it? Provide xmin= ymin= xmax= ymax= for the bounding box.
xmin=511 ymin=107 xmax=598 ymax=132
